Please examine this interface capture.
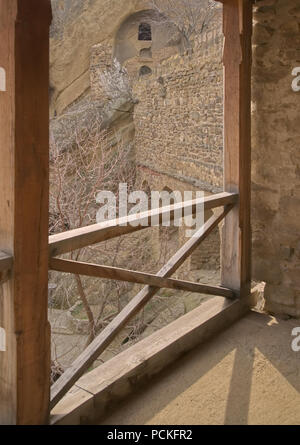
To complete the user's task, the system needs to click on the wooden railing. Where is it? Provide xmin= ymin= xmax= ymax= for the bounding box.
xmin=49 ymin=192 xmax=237 ymax=257
xmin=48 ymin=191 xmax=238 ymax=408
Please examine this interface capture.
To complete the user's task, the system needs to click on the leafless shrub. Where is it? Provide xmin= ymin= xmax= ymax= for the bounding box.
xmin=49 ymin=103 xmax=188 ymax=372
xmin=150 ymin=0 xmax=217 ymax=51
xmin=50 ymin=103 xmax=136 ymax=351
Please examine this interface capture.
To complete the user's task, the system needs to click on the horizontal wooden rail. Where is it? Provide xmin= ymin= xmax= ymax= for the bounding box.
xmin=50 ymin=258 xmax=235 ymax=299
xmin=50 ymin=203 xmax=234 ymax=408
xmin=0 ymin=251 xmax=13 ymax=273
xmin=49 ymin=192 xmax=238 ymax=258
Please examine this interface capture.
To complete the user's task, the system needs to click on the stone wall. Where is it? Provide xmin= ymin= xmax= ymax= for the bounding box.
xmin=88 ymin=9 xmax=224 ymax=270
xmin=133 ymin=27 xmax=224 ymax=194
xmin=137 ymin=166 xmax=221 ymax=270
xmin=131 ymin=27 xmax=224 ymax=270
xmin=252 ymin=0 xmax=300 ymax=317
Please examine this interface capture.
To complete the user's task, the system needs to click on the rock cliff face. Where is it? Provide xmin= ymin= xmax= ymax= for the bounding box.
xmin=50 ymin=0 xmax=151 ymax=116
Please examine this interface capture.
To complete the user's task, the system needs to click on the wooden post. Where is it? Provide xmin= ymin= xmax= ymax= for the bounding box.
xmin=216 ymin=0 xmax=253 ymax=296
xmin=0 ymin=0 xmax=52 ymax=425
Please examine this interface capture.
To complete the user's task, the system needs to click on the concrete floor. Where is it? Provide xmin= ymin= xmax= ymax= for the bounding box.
xmin=99 ymin=311 xmax=300 ymax=425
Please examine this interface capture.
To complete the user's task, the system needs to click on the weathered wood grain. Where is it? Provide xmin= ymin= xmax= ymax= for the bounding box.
xmin=217 ymin=0 xmax=252 ymax=295
xmin=0 ymin=0 xmax=52 ymax=425
xmin=49 ymin=192 xmax=238 ymax=257
xmin=50 ymin=258 xmax=235 ymax=299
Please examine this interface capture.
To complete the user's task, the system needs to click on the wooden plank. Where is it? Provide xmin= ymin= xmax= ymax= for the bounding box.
xmin=0 ymin=252 xmax=13 ymax=273
xmin=51 ymin=296 xmax=250 ymax=425
xmin=0 ymin=0 xmax=51 ymax=425
xmin=217 ymin=0 xmax=252 ymax=295
xmin=50 ymin=204 xmax=234 ymax=408
xmin=50 ymin=258 xmax=235 ymax=299
xmin=49 ymin=192 xmax=238 ymax=257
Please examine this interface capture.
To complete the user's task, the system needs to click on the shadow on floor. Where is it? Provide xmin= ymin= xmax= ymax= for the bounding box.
xmin=98 ymin=311 xmax=300 ymax=425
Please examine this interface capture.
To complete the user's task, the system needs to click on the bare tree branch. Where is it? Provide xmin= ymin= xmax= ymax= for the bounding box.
xmin=150 ymin=0 xmax=217 ymax=51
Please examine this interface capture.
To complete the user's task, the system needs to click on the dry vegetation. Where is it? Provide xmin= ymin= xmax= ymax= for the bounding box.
xmin=49 ymin=101 xmax=183 ymax=378
xmin=150 ymin=0 xmax=217 ymax=51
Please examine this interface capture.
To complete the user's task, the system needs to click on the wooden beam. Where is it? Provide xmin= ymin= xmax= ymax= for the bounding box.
xmin=0 ymin=0 xmax=51 ymax=425
xmin=219 ymin=0 xmax=252 ymax=295
xmin=49 ymin=192 xmax=238 ymax=257
xmin=50 ymin=204 xmax=233 ymax=408
xmin=50 ymin=258 xmax=235 ymax=299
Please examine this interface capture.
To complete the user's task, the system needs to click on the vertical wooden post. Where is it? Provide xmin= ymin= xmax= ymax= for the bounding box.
xmin=0 ymin=0 xmax=52 ymax=424
xmin=216 ymin=0 xmax=252 ymax=296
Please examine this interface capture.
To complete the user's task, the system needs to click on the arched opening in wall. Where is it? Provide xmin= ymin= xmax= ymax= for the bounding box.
xmin=114 ymin=10 xmax=180 ymax=66
xmin=140 ymin=48 xmax=152 ymax=59
xmin=139 ymin=65 xmax=152 ymax=77
xmin=138 ymin=23 xmax=152 ymax=41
